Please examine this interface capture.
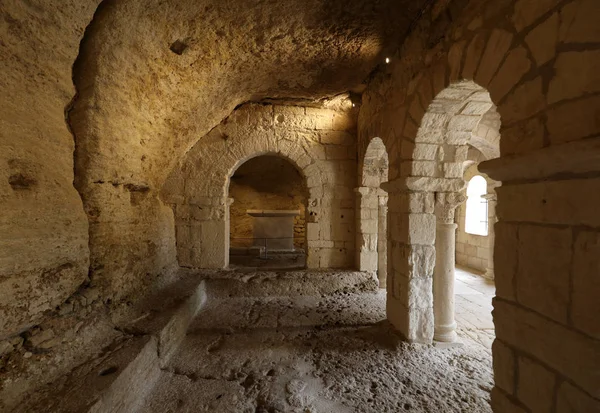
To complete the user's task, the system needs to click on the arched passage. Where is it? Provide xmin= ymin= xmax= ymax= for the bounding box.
xmin=356 ymin=137 xmax=389 ymax=287
xmin=380 ymin=80 xmax=502 ymax=344
xmin=227 ymin=154 xmax=309 ymax=269
xmin=162 ymin=103 xmax=358 ymax=270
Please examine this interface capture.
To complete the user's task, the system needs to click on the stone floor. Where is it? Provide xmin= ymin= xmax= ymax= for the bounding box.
xmin=136 ymin=270 xmax=494 ymax=413
xmin=455 ymin=266 xmax=496 ymax=351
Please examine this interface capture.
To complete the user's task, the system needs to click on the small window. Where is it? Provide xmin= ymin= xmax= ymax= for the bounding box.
xmin=465 ymin=175 xmax=488 ymax=236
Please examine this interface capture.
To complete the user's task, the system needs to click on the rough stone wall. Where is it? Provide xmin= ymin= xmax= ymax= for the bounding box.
xmin=358 ymin=0 xmax=600 ymax=411
xmin=0 ymin=0 xmax=100 ymax=344
xmin=455 ymin=164 xmax=494 ymax=273
xmin=163 ymin=103 xmax=357 ymax=269
xmin=0 ymin=2 xmax=131 ymax=410
xmin=67 ymin=0 xmax=428 ymax=305
xmin=229 ymin=156 xmax=307 ymax=249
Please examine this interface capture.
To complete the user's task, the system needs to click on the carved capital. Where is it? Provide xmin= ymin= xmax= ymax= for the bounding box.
xmin=434 ymin=192 xmax=466 ymax=224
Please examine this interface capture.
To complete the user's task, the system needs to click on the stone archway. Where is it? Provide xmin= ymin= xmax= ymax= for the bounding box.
xmin=162 ymin=103 xmax=358 ymax=270
xmin=356 ymin=137 xmax=389 ymax=288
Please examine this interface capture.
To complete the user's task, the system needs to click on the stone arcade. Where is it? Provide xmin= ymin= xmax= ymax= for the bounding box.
xmin=1 ymin=0 xmax=599 ymax=412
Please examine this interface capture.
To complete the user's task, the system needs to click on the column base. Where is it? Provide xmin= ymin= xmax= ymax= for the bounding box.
xmin=433 ymin=339 xmax=464 ymax=349
xmin=434 ymin=322 xmax=457 ymax=343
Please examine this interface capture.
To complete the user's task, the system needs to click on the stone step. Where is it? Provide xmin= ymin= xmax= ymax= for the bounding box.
xmin=203 ymin=269 xmax=378 ymax=298
xmin=188 ymin=291 xmax=386 ymax=332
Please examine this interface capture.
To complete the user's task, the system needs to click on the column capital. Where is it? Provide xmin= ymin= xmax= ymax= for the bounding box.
xmin=434 ymin=192 xmax=466 ymax=224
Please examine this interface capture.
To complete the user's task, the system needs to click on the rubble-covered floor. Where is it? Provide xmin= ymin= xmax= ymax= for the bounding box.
xmin=137 ymin=270 xmax=494 ymax=413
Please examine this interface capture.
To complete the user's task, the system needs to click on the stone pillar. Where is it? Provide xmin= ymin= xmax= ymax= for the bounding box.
xmin=377 ymin=193 xmax=388 ymax=288
xmin=482 ymin=183 xmax=499 ymax=280
xmin=355 ymin=187 xmax=379 ymax=272
xmin=433 ymin=192 xmax=465 ymax=343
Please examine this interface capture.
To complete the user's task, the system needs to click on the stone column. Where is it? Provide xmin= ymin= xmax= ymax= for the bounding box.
xmin=483 ymin=183 xmax=499 ymax=280
xmin=377 ymin=193 xmax=388 ymax=288
xmin=355 ymin=187 xmax=379 ymax=272
xmin=433 ymin=192 xmax=465 ymax=343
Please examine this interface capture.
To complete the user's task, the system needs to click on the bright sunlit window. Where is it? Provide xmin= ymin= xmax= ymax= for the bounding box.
xmin=465 ymin=175 xmax=488 ymax=236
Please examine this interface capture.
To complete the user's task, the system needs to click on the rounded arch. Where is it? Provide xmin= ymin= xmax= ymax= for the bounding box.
xmin=360 ymin=137 xmax=389 ymax=188
xmin=228 ymin=154 xmax=309 ymax=265
xmin=406 ymin=80 xmax=497 ymax=183
xmin=226 ymin=151 xmax=314 ymax=201
xmin=162 ymin=103 xmax=355 ymax=270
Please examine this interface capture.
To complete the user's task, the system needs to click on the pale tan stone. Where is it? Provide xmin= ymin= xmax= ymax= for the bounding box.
xmin=494 ymin=299 xmax=600 ymax=398
xmin=517 ymin=225 xmax=571 ymax=324
xmin=548 ymin=50 xmax=600 ymax=104
xmin=517 ymin=356 xmax=556 ymax=413
xmin=488 ymin=47 xmax=531 ymax=102
xmin=556 ymin=382 xmax=600 ymax=413
xmin=492 ymin=340 xmax=516 ymax=394
xmin=499 ymin=77 xmax=546 ymax=126
xmin=572 ymin=230 xmax=600 ymax=339
xmin=559 ymin=0 xmax=600 ymax=43
xmin=475 ymin=29 xmax=514 ymax=86
xmin=494 ymin=223 xmax=518 ymax=301
xmin=462 ymin=34 xmax=487 ymax=80
xmin=547 ymin=94 xmax=600 ymax=144
xmin=513 ymin=0 xmax=560 ymax=31
xmin=491 ymin=387 xmax=529 ymax=413
xmin=525 ymin=13 xmax=559 ymax=66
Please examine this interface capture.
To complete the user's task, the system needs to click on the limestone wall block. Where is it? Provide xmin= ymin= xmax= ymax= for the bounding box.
xmin=475 ymin=29 xmax=513 ymax=86
xmin=398 ymin=276 xmax=433 ymax=309
xmin=517 ymin=224 xmax=571 ymax=324
xmin=499 ymin=77 xmax=545 ymax=126
xmin=494 ymin=223 xmax=518 ymax=301
xmin=512 ymin=0 xmax=560 ymax=31
xmin=490 ymin=388 xmax=528 ymax=413
xmin=494 ymin=299 xmax=600 ymax=398
xmin=320 ymin=130 xmax=355 ymax=145
xmin=358 ymin=251 xmax=378 ymax=271
xmin=462 ymin=33 xmax=486 ymax=80
xmin=447 ymin=40 xmax=465 ymax=80
xmin=559 ymin=0 xmax=600 ymax=43
xmin=572 ymin=230 xmax=600 ymax=339
xmin=325 ymin=145 xmax=349 ymax=160
xmin=403 ymin=213 xmax=436 ymax=245
xmin=497 ymin=178 xmax=600 ymax=228
xmin=525 ymin=13 xmax=559 ymax=66
xmin=556 ymin=381 xmax=600 ymax=413
xmin=517 ymin=356 xmax=557 ymax=413
xmin=332 ymin=112 xmax=357 ymax=132
xmin=547 ymin=94 xmax=600 ymax=145
xmin=306 ymin=223 xmax=320 ymax=241
xmin=548 ymin=50 xmax=600 ymax=104
xmin=488 ymin=47 xmax=531 ymax=102
xmin=500 ymin=116 xmax=545 ymax=155
xmin=442 ymin=162 xmax=463 ymax=178
xmin=492 ymin=340 xmax=516 ymax=395
xmin=404 ymin=305 xmax=434 ymax=344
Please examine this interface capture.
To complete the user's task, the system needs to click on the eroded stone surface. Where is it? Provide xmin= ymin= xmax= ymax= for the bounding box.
xmin=138 ymin=274 xmax=493 ymax=413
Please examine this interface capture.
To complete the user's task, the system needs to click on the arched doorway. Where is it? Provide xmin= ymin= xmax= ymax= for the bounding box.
xmin=385 ymin=80 xmax=503 ymax=344
xmin=228 ymin=155 xmax=308 ymax=269
xmin=357 ymin=137 xmax=389 ymax=288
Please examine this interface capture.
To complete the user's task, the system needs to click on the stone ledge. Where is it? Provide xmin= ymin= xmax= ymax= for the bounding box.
xmin=479 ymin=137 xmax=600 ymax=182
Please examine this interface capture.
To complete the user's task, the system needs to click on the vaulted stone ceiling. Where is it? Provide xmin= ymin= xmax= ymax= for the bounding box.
xmin=71 ymin=0 xmax=430 ymax=189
